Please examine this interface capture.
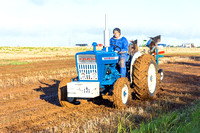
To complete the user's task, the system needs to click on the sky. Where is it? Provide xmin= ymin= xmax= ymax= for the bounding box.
xmin=0 ymin=0 xmax=200 ymax=47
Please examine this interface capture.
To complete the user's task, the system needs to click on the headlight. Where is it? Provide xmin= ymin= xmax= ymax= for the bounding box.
xmin=80 ymin=73 xmax=86 ymax=79
xmin=90 ymin=72 xmax=97 ymax=79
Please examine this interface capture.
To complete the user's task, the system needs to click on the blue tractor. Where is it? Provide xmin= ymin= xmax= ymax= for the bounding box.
xmin=58 ymin=35 xmax=164 ymax=108
xmin=58 ymin=17 xmax=164 ymax=108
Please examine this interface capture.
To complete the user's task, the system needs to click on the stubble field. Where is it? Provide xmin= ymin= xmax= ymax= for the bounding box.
xmin=0 ymin=47 xmax=199 ymax=132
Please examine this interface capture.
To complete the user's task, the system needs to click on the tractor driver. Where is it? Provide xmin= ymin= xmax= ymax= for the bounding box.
xmin=110 ymin=28 xmax=129 ymax=77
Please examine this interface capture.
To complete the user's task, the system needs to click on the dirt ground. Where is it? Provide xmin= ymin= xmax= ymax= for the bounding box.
xmin=0 ymin=55 xmax=199 ymax=132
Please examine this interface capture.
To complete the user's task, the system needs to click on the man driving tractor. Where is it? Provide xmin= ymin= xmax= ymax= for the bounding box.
xmin=110 ymin=28 xmax=129 ymax=77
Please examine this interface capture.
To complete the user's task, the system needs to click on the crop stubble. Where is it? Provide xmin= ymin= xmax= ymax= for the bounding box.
xmin=0 ymin=55 xmax=199 ymax=132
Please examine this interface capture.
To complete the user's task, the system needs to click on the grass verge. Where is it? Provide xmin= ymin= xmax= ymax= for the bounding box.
xmin=131 ymin=100 xmax=200 ymax=133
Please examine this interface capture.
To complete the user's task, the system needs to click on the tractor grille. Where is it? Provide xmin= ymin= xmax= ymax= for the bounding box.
xmin=78 ymin=63 xmax=98 ymax=80
xmin=77 ymin=54 xmax=98 ymax=80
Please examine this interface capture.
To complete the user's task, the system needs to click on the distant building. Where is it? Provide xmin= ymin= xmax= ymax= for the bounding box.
xmin=75 ymin=44 xmax=88 ymax=46
xmin=182 ymin=43 xmax=195 ymax=48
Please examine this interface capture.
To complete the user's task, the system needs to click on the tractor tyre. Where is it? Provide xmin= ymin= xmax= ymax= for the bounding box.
xmin=132 ymin=54 xmax=159 ymax=100
xmin=113 ymin=77 xmax=132 ymax=108
xmin=58 ymin=77 xmax=76 ymax=107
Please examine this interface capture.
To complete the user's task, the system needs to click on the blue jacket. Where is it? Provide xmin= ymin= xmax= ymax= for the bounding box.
xmin=146 ymin=38 xmax=152 ymax=48
xmin=110 ymin=36 xmax=129 ymax=53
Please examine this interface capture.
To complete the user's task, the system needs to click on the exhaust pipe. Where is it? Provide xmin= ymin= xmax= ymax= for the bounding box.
xmin=104 ymin=14 xmax=110 ymax=52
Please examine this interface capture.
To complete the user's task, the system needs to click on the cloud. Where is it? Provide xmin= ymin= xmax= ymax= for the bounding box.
xmin=29 ymin=0 xmax=49 ymax=6
xmin=0 ymin=0 xmax=200 ymax=46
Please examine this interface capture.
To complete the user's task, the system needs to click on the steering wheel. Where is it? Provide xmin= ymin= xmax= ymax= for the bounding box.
xmin=110 ymin=44 xmax=121 ymax=52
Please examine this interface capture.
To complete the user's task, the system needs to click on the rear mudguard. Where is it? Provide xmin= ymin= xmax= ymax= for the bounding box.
xmin=130 ymin=51 xmax=144 ymax=84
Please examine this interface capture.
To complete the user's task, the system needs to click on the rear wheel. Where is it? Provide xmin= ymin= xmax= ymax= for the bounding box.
xmin=58 ymin=77 xmax=76 ymax=107
xmin=113 ymin=77 xmax=132 ymax=108
xmin=132 ymin=54 xmax=159 ymax=100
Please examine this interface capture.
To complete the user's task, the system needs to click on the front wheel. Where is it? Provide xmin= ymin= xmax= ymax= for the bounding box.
xmin=113 ymin=77 xmax=132 ymax=108
xmin=58 ymin=77 xmax=76 ymax=107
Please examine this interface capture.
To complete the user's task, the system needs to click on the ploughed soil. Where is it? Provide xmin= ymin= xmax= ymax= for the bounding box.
xmin=0 ymin=55 xmax=199 ymax=132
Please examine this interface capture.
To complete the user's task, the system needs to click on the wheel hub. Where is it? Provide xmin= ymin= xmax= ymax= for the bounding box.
xmin=148 ymin=63 xmax=156 ymax=94
xmin=150 ymin=75 xmax=153 ymax=82
xmin=121 ymin=85 xmax=129 ymax=104
xmin=123 ymin=91 xmax=127 ymax=97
